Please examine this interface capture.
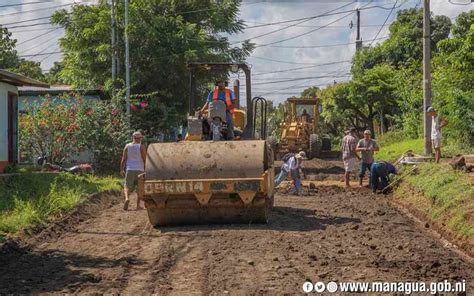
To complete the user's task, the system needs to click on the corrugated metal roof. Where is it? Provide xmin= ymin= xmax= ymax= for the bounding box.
xmin=0 ymin=69 xmax=49 ymax=88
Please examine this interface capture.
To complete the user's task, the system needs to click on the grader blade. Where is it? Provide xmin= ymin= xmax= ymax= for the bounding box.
xmin=139 ymin=140 xmax=274 ymax=226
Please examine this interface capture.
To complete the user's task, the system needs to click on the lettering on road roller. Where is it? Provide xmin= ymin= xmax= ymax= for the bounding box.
xmin=144 ymin=181 xmax=205 ymax=194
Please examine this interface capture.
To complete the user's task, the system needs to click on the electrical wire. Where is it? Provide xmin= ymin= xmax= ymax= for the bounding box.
xmin=0 ymin=1 xmax=56 ymax=8
xmin=0 ymin=2 xmax=89 ymax=18
xmin=1 ymin=16 xmax=51 ymax=26
xmin=252 ymin=61 xmax=351 ymax=76
xmin=4 ymin=21 xmax=51 ymax=29
xmin=261 ymin=36 xmax=389 ymax=49
xmin=369 ymin=0 xmax=399 ymax=46
xmin=16 ymin=27 xmax=61 ymax=46
xmin=20 ymin=51 xmax=62 ymax=58
xmin=251 ymin=74 xmax=351 ymax=85
xmin=234 ymin=1 xmax=356 ymax=43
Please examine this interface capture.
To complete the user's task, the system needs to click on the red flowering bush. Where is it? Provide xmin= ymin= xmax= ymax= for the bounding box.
xmin=20 ymin=95 xmax=130 ymax=172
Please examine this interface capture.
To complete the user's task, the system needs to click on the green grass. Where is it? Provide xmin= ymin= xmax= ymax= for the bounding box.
xmin=395 ymin=163 xmax=474 ymax=239
xmin=375 ymin=138 xmax=424 ymax=162
xmin=0 ymin=173 xmax=122 ymax=236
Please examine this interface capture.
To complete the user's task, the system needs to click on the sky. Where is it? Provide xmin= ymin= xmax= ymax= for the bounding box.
xmin=1 ymin=0 xmax=472 ymax=104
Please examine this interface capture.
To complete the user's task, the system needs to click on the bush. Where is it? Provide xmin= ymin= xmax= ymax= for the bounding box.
xmin=19 ymin=95 xmax=130 ymax=173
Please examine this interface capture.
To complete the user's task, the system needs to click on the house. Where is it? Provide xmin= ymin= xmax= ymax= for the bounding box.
xmin=18 ymin=85 xmax=105 ymax=113
xmin=0 ymin=69 xmax=49 ymax=173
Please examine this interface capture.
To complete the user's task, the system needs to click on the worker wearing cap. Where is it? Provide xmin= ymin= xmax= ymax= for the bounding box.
xmin=370 ymin=160 xmax=397 ymax=194
xmin=356 ymin=129 xmax=379 ymax=187
xmin=199 ymin=80 xmax=237 ymax=140
xmin=120 ymin=131 xmax=147 ymax=210
xmin=427 ymin=107 xmax=448 ymax=163
xmin=274 ymin=151 xmax=307 ymax=195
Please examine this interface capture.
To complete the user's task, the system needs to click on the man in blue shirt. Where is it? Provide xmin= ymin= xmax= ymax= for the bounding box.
xmin=370 ymin=160 xmax=397 ymax=194
xmin=200 ymin=80 xmax=237 ymax=140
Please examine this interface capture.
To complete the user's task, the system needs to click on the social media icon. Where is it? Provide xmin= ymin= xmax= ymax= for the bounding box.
xmin=327 ymin=281 xmax=338 ymax=293
xmin=314 ymin=281 xmax=325 ymax=293
xmin=302 ymin=281 xmax=313 ymax=293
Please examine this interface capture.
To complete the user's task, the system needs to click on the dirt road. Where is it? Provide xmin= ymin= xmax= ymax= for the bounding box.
xmin=1 ymin=164 xmax=473 ymax=295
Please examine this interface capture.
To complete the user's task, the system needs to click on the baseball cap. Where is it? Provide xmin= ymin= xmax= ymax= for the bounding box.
xmin=295 ymin=151 xmax=307 ymax=159
xmin=363 ymin=130 xmax=371 ymax=135
xmin=132 ymin=131 xmax=143 ymax=138
xmin=426 ymin=106 xmax=436 ymax=113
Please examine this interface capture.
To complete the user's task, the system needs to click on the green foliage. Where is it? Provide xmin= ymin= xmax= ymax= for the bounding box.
xmin=0 ymin=173 xmax=121 ymax=235
xmin=376 ymin=138 xmax=424 ymax=162
xmin=0 ymin=25 xmax=19 ymax=69
xmin=396 ymin=163 xmax=474 ymax=238
xmin=51 ymin=0 xmax=252 ymax=132
xmin=0 ymin=25 xmax=45 ymax=80
xmin=291 ymin=9 xmax=472 ymax=150
xmin=19 ymin=95 xmax=130 ymax=172
xmin=266 ymin=101 xmax=286 ymax=139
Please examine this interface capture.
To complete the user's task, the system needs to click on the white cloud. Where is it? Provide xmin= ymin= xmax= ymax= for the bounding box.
xmin=1 ymin=0 xmax=471 ymax=96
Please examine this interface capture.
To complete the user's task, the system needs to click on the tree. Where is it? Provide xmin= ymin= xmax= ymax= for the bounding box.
xmin=15 ymin=60 xmax=45 ymax=81
xmin=51 ymin=0 xmax=253 ymax=133
xmin=0 ymin=25 xmax=19 ymax=69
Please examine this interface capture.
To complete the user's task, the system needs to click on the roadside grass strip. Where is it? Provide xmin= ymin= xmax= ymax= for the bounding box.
xmin=395 ymin=163 xmax=473 ymax=239
xmin=0 ymin=173 xmax=121 ymax=235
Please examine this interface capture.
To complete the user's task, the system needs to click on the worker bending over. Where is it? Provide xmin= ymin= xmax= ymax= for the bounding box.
xmin=370 ymin=160 xmax=397 ymax=194
xmin=200 ymin=80 xmax=237 ymax=140
xmin=274 ymin=151 xmax=307 ymax=195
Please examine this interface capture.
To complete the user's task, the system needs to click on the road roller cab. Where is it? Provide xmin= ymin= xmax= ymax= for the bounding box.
xmin=138 ymin=63 xmax=275 ymax=226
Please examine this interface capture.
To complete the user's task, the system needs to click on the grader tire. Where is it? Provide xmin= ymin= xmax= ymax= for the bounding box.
xmin=309 ymin=134 xmax=322 ymax=159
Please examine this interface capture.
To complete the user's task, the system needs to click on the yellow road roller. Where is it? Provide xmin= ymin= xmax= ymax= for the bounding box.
xmin=138 ymin=63 xmax=274 ymax=226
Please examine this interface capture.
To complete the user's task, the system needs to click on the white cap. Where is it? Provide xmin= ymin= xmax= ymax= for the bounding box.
xmin=295 ymin=151 xmax=307 ymax=159
xmin=132 ymin=131 xmax=143 ymax=138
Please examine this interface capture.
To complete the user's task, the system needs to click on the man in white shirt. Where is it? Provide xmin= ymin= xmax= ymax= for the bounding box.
xmin=120 ymin=131 xmax=147 ymax=210
xmin=427 ymin=107 xmax=448 ymax=163
xmin=274 ymin=151 xmax=307 ymax=195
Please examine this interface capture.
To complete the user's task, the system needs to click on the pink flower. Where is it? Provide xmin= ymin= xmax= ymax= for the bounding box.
xmin=140 ymin=102 xmax=148 ymax=109
xmin=131 ymin=104 xmax=137 ymax=110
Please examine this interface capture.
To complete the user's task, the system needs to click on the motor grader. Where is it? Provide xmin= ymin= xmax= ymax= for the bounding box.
xmin=137 ymin=63 xmax=274 ymax=226
xmin=268 ymin=96 xmax=322 ymax=160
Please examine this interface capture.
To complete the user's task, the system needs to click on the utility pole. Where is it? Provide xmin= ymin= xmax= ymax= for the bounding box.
xmin=111 ymin=0 xmax=117 ymax=95
xmin=423 ymin=0 xmax=432 ymax=154
xmin=124 ymin=0 xmax=131 ymax=125
xmin=355 ymin=9 xmax=362 ymax=50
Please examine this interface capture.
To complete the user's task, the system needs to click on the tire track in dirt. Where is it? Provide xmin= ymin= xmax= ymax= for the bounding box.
xmin=0 ymin=180 xmax=472 ymax=295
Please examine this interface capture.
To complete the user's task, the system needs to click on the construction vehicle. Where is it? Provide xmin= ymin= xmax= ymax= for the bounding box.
xmin=137 ymin=63 xmax=274 ymax=226
xmin=268 ymin=96 xmax=323 ymax=160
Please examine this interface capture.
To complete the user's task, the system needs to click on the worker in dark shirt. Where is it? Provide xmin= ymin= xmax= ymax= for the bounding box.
xmin=370 ymin=160 xmax=397 ymax=194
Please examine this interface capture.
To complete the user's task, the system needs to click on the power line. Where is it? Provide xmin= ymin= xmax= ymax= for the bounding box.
xmin=16 ymin=27 xmax=61 ymax=46
xmin=1 ymin=16 xmax=51 ymax=26
xmin=255 ymin=9 xmax=357 ymax=47
xmin=249 ymin=56 xmax=351 ymax=66
xmin=241 ymin=2 xmax=408 ymax=30
xmin=261 ymin=36 xmax=389 ymax=49
xmin=19 ymin=31 xmax=63 ymax=54
xmin=0 ymin=1 xmax=56 ymax=8
xmin=235 ymin=1 xmax=356 ymax=43
xmin=369 ymin=0 xmax=399 ymax=46
xmin=19 ymin=51 xmax=61 ymax=58
xmin=252 ymin=74 xmax=351 ymax=85
xmin=252 ymin=61 xmax=351 ymax=76
xmin=245 ymin=21 xmax=390 ymax=29
xmin=9 ymin=26 xmax=55 ymax=33
xmin=0 ymin=2 xmax=87 ymax=18
xmin=4 ymin=21 xmax=52 ymax=29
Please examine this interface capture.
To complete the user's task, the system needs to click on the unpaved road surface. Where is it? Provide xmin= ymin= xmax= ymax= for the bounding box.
xmin=1 ymin=163 xmax=473 ymax=295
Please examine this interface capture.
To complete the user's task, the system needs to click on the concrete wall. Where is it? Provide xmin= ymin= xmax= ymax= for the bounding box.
xmin=0 ymin=82 xmax=18 ymax=170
